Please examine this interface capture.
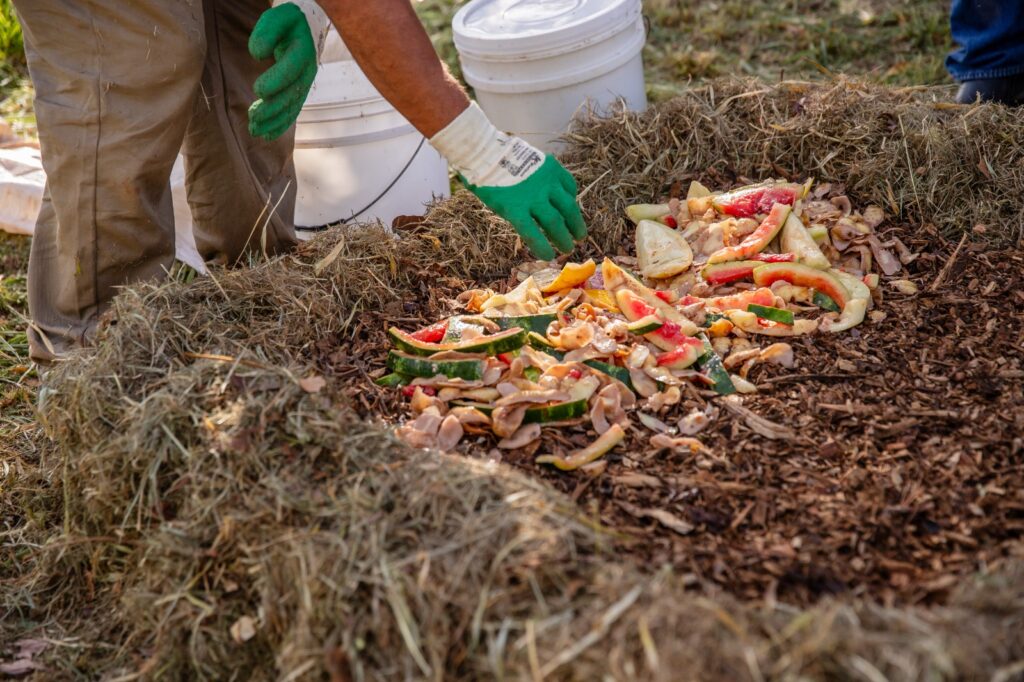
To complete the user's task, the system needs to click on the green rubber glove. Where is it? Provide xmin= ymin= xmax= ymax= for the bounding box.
xmin=465 ymin=155 xmax=587 ymax=261
xmin=248 ymin=3 xmax=317 ymax=141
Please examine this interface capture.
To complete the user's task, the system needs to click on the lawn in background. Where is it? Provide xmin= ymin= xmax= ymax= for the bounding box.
xmin=416 ymin=0 xmax=953 ymax=101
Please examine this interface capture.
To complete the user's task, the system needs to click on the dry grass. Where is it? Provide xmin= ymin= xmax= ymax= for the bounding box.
xmin=560 ymin=78 xmax=1024 ymax=247
xmin=4 ymin=79 xmax=1024 ymax=679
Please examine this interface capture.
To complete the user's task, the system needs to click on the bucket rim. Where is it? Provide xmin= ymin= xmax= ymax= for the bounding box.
xmin=453 ymin=0 xmax=641 ymax=62
xmin=459 ymin=23 xmax=645 ymax=95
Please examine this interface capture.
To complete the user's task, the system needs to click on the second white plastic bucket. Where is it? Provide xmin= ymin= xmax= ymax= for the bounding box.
xmin=453 ymin=0 xmax=647 ymax=154
xmin=293 ymin=32 xmax=450 ymax=235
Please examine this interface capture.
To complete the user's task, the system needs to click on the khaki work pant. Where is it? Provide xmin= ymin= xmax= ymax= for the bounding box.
xmin=14 ymin=0 xmax=298 ymax=362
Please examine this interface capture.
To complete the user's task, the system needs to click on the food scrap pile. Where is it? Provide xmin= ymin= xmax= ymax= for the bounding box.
xmin=375 ymin=179 xmax=913 ymax=470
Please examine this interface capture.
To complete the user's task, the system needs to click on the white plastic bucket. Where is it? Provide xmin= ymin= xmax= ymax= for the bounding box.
xmin=293 ymin=31 xmax=450 ymax=235
xmin=453 ymin=0 xmax=647 ymax=154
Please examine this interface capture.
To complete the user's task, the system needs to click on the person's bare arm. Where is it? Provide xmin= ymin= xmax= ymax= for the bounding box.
xmin=315 ymin=0 xmax=470 ymax=137
xmin=304 ymin=0 xmax=586 ymax=259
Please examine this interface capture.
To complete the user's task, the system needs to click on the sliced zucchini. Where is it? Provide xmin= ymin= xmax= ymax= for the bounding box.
xmin=386 ymin=351 xmax=485 ymax=381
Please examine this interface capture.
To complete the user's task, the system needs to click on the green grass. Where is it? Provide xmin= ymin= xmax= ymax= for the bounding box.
xmin=414 ymin=0 xmax=953 ymax=102
xmin=0 ymin=0 xmax=34 ymax=437
xmin=0 ymin=233 xmax=34 ymax=439
xmin=0 ymin=0 xmax=33 ymax=138
xmin=0 ymin=0 xmax=22 ymax=62
xmin=642 ymin=0 xmax=951 ymax=101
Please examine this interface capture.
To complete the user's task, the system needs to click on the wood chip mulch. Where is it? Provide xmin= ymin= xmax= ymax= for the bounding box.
xmin=321 ymin=229 xmax=1024 ymax=608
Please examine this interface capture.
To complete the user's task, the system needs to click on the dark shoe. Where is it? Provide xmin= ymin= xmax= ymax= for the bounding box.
xmin=956 ymin=75 xmax=1024 ymax=106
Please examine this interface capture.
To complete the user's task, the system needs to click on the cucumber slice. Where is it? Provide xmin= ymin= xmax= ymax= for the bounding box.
xmin=812 ymin=291 xmax=841 ymax=312
xmin=375 ymin=372 xmax=411 ymax=388
xmin=627 ymin=314 xmax=664 ymax=335
xmin=386 ymin=351 xmax=485 ymax=381
xmin=452 ymin=399 xmax=588 ymax=424
xmin=695 ymin=333 xmax=736 ymax=395
xmin=495 ymin=314 xmax=557 ymax=335
xmin=389 ymin=326 xmax=527 ymax=357
xmin=523 ymin=366 xmax=542 ymax=382
xmin=747 ymin=303 xmax=795 ymax=325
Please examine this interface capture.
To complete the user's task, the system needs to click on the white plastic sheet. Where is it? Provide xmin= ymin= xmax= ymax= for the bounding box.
xmin=0 ymin=149 xmax=206 ymax=273
xmin=0 ymin=146 xmax=44 ymax=236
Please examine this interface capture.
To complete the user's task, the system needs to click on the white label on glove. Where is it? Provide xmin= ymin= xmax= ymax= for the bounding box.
xmin=499 ymin=138 xmax=544 ymax=181
xmin=429 ymin=102 xmax=545 ymax=188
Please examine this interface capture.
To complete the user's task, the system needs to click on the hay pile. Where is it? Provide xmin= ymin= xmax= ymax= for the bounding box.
xmin=562 ymin=78 xmax=1024 ymax=247
xmin=3 ymin=79 xmax=1024 ymax=679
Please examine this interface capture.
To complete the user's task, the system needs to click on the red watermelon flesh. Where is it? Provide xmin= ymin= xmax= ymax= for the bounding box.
xmin=705 ymin=287 xmax=776 ymax=311
xmin=615 ymin=289 xmax=697 ymax=351
xmin=713 ymin=183 xmax=803 ymax=218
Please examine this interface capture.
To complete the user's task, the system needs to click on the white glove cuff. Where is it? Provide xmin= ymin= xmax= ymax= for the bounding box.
xmin=274 ymin=0 xmax=331 ymax=59
xmin=429 ymin=102 xmax=545 ymax=188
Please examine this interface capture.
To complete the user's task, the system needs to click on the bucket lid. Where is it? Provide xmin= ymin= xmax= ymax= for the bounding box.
xmin=452 ymin=0 xmax=641 ymax=60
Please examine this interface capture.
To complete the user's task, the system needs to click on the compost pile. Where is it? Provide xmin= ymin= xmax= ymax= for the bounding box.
xmin=4 ymin=79 xmax=1024 ymax=680
xmin=379 ymin=179 xmax=910 ymax=472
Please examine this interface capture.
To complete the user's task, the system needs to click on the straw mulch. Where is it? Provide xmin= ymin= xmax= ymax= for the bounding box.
xmin=561 ymin=78 xmax=1024 ymax=247
xmin=3 ymin=79 xmax=1024 ymax=680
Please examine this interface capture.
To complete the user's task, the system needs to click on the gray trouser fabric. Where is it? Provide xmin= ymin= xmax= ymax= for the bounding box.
xmin=14 ymin=0 xmax=298 ymax=361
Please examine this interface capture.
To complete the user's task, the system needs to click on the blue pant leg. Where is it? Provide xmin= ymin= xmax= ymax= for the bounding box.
xmin=947 ymin=0 xmax=1024 ymax=80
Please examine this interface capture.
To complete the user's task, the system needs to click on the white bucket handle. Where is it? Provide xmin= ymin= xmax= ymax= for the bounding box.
xmin=295 ymin=136 xmax=429 ymax=232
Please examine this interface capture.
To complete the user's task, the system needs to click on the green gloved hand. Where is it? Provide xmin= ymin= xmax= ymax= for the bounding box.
xmin=248 ymin=2 xmax=317 ymax=141
xmin=465 ymin=155 xmax=587 ymax=261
